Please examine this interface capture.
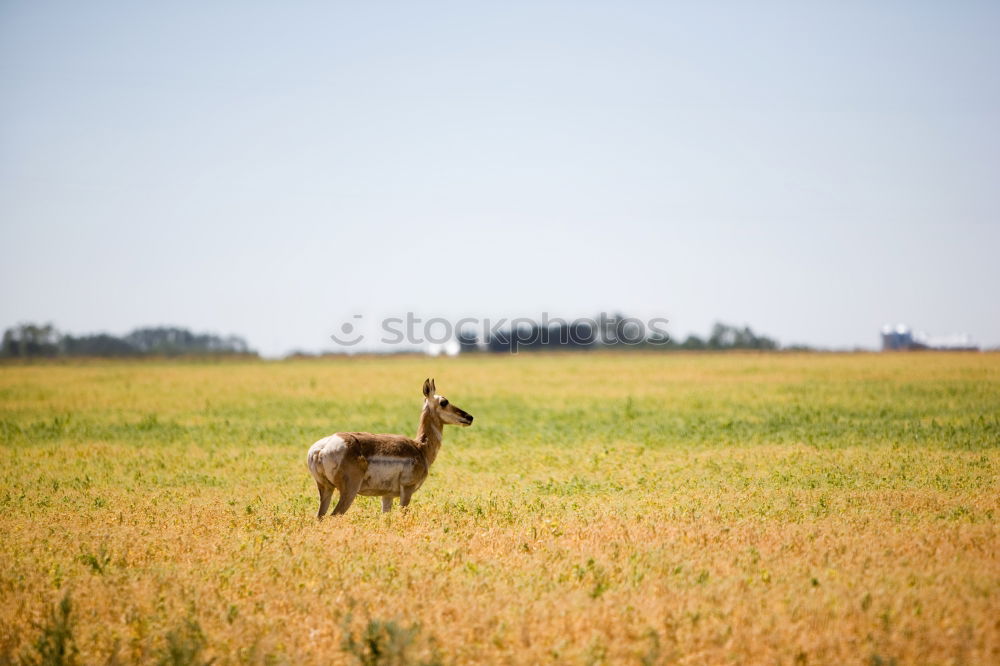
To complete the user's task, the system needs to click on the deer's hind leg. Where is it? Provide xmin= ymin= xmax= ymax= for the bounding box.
xmin=331 ymin=476 xmax=360 ymax=515
xmin=316 ymin=481 xmax=335 ymax=519
xmin=381 ymin=496 xmax=394 ymax=513
xmin=331 ymin=461 xmax=365 ymax=516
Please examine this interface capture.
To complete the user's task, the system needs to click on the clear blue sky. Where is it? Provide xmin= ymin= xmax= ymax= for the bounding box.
xmin=2 ymin=2 xmax=998 ymax=356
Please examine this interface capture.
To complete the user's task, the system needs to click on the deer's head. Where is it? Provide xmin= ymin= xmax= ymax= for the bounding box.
xmin=422 ymin=378 xmax=473 ymax=426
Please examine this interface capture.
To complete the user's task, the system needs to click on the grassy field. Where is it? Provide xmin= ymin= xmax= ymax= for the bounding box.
xmin=1 ymin=352 xmax=998 ymax=665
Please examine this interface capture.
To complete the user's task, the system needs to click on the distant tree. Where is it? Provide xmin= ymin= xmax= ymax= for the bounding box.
xmin=484 ymin=319 xmax=598 ymax=352
xmin=466 ymin=316 xmax=784 ymax=355
xmin=679 ymin=334 xmax=706 ymax=350
xmin=485 ymin=327 xmax=513 ymax=352
xmin=707 ymin=323 xmax=778 ymax=350
xmin=707 ymin=323 xmax=735 ymax=349
xmin=457 ymin=329 xmax=479 ymax=353
xmin=596 ymin=312 xmax=629 ymax=346
xmin=61 ymin=334 xmax=137 ymax=357
xmin=1 ymin=323 xmax=60 ymax=357
xmin=645 ymin=330 xmax=673 ymax=347
xmin=1 ymin=323 xmax=254 ymax=358
xmin=568 ymin=320 xmax=596 ymax=348
xmin=124 ymin=327 xmax=251 ymax=356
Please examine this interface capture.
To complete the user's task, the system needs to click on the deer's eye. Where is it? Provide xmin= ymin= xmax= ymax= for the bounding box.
xmin=440 ymin=399 xmax=449 ymax=407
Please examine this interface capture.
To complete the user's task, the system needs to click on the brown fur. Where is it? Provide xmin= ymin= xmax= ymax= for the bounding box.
xmin=306 ymin=378 xmax=473 ymax=517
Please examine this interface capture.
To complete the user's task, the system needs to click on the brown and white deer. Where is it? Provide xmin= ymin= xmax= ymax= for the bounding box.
xmin=306 ymin=378 xmax=473 ymax=517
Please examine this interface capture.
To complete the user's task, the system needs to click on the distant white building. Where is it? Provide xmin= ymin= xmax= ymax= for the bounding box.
xmin=881 ymin=324 xmax=978 ymax=351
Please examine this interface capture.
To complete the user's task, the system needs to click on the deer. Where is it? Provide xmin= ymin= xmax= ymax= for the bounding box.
xmin=306 ymin=378 xmax=473 ymax=517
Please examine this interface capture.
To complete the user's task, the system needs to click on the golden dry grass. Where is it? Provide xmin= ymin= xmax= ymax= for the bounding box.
xmin=1 ymin=352 xmax=998 ymax=664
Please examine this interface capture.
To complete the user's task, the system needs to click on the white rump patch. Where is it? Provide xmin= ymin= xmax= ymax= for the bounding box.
xmin=306 ymin=434 xmax=348 ymax=484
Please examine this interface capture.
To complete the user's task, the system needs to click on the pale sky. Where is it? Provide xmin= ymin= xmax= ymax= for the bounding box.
xmin=2 ymin=2 xmax=998 ymax=356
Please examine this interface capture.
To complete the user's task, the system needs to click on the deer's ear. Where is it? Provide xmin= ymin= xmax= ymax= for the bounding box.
xmin=422 ymin=378 xmax=434 ymax=398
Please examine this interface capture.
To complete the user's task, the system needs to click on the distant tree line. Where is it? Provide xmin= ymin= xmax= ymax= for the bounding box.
xmin=672 ymin=322 xmax=779 ymax=351
xmin=1 ymin=323 xmax=255 ymax=358
xmin=464 ymin=317 xmax=784 ymax=353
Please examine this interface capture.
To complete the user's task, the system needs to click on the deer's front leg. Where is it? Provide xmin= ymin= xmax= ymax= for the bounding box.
xmin=381 ymin=496 xmax=393 ymax=513
xmin=399 ymin=485 xmax=415 ymax=509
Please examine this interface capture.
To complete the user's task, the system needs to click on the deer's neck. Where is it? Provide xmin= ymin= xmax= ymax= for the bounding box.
xmin=416 ymin=406 xmax=444 ymax=467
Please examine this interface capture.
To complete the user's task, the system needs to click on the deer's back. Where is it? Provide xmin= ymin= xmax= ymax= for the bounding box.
xmin=336 ymin=432 xmax=424 ymax=460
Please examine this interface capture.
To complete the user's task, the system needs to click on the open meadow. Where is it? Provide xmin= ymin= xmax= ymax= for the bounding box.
xmin=1 ymin=352 xmax=998 ymax=665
